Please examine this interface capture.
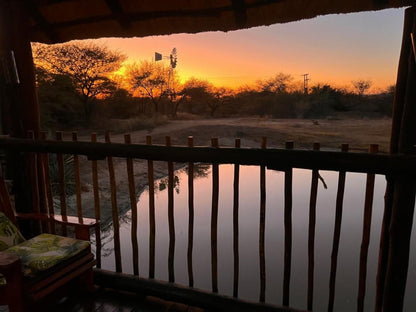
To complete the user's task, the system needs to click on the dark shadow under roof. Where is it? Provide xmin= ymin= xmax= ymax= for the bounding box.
xmin=20 ymin=0 xmax=412 ymax=43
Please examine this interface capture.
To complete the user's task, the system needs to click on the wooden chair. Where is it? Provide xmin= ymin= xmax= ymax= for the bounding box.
xmin=0 ymin=176 xmax=99 ymax=312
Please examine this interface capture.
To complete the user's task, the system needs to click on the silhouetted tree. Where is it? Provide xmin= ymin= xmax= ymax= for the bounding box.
xmin=99 ymin=88 xmax=140 ymax=119
xmin=182 ymin=78 xmax=212 ymax=115
xmin=126 ymin=60 xmax=171 ymax=115
xmin=256 ymin=73 xmax=294 ymax=93
xmin=209 ymin=87 xmax=233 ymax=117
xmin=165 ymin=73 xmax=186 ymax=117
xmin=36 ymin=67 xmax=83 ymax=128
xmin=33 ymin=42 xmax=125 ymax=122
xmin=351 ymin=79 xmax=372 ymax=96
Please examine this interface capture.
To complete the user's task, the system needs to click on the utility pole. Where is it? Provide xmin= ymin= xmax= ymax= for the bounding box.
xmin=302 ymin=73 xmax=310 ymax=95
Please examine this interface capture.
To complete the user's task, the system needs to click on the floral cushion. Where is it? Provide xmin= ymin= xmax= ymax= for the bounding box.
xmin=5 ymin=233 xmax=90 ymax=277
xmin=0 ymin=212 xmax=25 ymax=251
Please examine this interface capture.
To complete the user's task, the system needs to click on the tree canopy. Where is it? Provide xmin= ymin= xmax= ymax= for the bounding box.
xmin=125 ymin=60 xmax=171 ymax=114
xmin=33 ymin=42 xmax=126 ymax=122
xmin=256 ymin=73 xmax=294 ymax=93
xmin=351 ymin=79 xmax=373 ymax=96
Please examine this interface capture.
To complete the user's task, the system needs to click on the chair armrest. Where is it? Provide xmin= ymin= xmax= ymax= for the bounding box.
xmin=52 ymin=215 xmax=98 ymax=228
xmin=0 ymin=252 xmax=24 ymax=306
xmin=0 ymin=252 xmax=21 ymax=278
xmin=53 ymin=215 xmax=99 ymax=241
xmin=15 ymin=213 xmax=100 ymax=241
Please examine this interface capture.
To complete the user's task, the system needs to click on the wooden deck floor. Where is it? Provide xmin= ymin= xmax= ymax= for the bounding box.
xmin=44 ymin=288 xmax=206 ymax=312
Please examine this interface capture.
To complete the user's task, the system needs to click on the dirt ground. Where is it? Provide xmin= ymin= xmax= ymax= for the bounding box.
xmin=93 ymin=117 xmax=392 ymax=151
xmin=71 ymin=117 xmax=392 ymax=224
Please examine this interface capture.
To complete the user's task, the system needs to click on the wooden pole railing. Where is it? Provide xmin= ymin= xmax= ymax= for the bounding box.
xmin=328 ymin=144 xmax=348 ymax=312
xmin=28 ymin=131 xmax=42 ymax=233
xmin=125 ymin=134 xmax=139 ymax=276
xmin=1 ymin=137 xmax=415 ymax=175
xmin=379 ymin=7 xmax=416 ymax=312
xmin=187 ymin=136 xmax=195 ymax=288
xmin=211 ymin=137 xmax=219 ymax=293
xmin=259 ymin=137 xmax=266 ymax=303
xmin=2 ymin=134 xmax=416 ymax=312
xmin=307 ymin=142 xmax=320 ymax=311
xmin=357 ymin=144 xmax=378 ymax=312
xmin=91 ymin=133 xmax=101 ymax=269
xmin=72 ymin=132 xmax=83 ymax=222
xmin=55 ymin=131 xmax=67 ymax=236
xmin=105 ymin=132 xmax=122 ymax=273
xmin=167 ymin=136 xmax=175 ymax=283
xmin=283 ymin=141 xmax=293 ymax=307
xmin=233 ymin=138 xmax=240 ymax=298
xmin=40 ymin=131 xmax=55 ymax=234
xmin=146 ymin=135 xmax=156 ymax=279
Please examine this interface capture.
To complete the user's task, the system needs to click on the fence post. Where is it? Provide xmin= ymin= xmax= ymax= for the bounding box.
xmin=380 ymin=6 xmax=416 ymax=312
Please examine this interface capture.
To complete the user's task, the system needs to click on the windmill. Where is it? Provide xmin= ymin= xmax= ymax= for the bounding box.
xmin=154 ymin=48 xmax=177 ymax=69
xmin=154 ymin=48 xmax=178 ymax=97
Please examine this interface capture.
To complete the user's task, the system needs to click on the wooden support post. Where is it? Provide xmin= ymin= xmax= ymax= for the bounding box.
xmin=91 ymin=133 xmax=101 ymax=268
xmin=166 ymin=136 xmax=175 ymax=283
xmin=106 ymin=132 xmax=122 ymax=273
xmin=40 ymin=132 xmax=55 ymax=234
xmin=379 ymin=6 xmax=416 ymax=312
xmin=283 ymin=141 xmax=293 ymax=307
xmin=307 ymin=143 xmax=320 ymax=311
xmin=0 ymin=1 xmax=40 ymax=137
xmin=125 ymin=134 xmax=139 ymax=276
xmin=357 ymin=144 xmax=378 ymax=312
xmin=233 ymin=138 xmax=241 ymax=298
xmin=211 ymin=138 xmax=219 ymax=293
xmin=0 ymin=1 xmax=41 ymax=229
xmin=328 ymin=144 xmax=348 ymax=312
xmin=147 ymin=135 xmax=156 ymax=279
xmin=56 ymin=131 xmax=67 ymax=236
xmin=187 ymin=136 xmax=194 ymax=287
xmin=72 ymin=132 xmax=83 ymax=222
xmin=259 ymin=137 xmax=267 ymax=303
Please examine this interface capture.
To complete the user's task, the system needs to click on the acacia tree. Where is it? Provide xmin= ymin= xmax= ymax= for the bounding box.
xmin=208 ymin=87 xmax=233 ymax=117
xmin=165 ymin=73 xmax=186 ymax=117
xmin=182 ymin=78 xmax=212 ymax=114
xmin=256 ymin=72 xmax=294 ymax=93
xmin=351 ymin=79 xmax=372 ymax=96
xmin=33 ymin=42 xmax=126 ymax=122
xmin=126 ymin=60 xmax=170 ymax=115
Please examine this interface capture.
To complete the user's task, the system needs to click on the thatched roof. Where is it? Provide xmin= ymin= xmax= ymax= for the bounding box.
xmin=20 ymin=0 xmax=413 ymax=43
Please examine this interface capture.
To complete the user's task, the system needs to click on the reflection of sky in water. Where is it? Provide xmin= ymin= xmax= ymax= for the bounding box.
xmin=98 ymin=165 xmax=416 ymax=312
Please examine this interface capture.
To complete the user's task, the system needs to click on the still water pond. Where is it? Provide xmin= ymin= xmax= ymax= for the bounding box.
xmin=98 ymin=164 xmax=416 ymax=312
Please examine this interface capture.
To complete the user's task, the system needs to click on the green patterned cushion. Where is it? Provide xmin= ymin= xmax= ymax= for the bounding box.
xmin=5 ymin=233 xmax=90 ymax=277
xmin=0 ymin=212 xmax=25 ymax=251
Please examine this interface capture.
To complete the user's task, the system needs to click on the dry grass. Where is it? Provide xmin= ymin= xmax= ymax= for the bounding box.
xmin=112 ymin=117 xmax=392 ymax=152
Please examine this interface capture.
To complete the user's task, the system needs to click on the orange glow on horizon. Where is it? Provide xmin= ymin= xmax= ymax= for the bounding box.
xmin=92 ymin=8 xmax=403 ymax=94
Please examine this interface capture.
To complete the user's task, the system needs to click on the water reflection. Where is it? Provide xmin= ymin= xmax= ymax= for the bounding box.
xmin=156 ymin=164 xmax=210 ymax=194
xmin=97 ymin=164 xmax=416 ymax=312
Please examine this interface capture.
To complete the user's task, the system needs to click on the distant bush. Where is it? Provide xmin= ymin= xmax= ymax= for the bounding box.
xmin=97 ymin=88 xmax=146 ymax=119
xmin=303 ymin=85 xmax=352 ymax=118
xmin=174 ymin=112 xmax=201 ymax=120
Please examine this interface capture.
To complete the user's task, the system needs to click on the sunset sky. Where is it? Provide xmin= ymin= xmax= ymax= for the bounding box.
xmin=94 ymin=8 xmax=405 ymax=92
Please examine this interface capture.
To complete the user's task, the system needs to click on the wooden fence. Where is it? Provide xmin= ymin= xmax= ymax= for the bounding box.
xmin=1 ymin=133 xmax=416 ymax=312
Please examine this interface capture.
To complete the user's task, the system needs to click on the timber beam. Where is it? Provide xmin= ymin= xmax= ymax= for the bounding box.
xmin=94 ymin=269 xmax=306 ymax=312
xmin=105 ymin=0 xmax=131 ymax=29
xmin=377 ymin=6 xmax=416 ymax=312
